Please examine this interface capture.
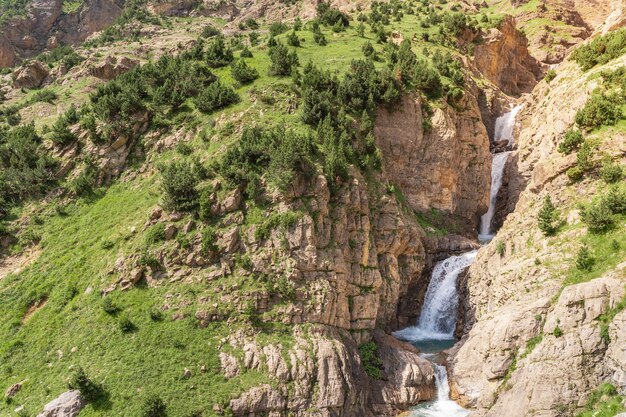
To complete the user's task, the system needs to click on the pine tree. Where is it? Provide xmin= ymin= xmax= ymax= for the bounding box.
xmin=575 ymin=245 xmax=594 ymax=271
xmin=538 ymin=195 xmax=559 ymax=236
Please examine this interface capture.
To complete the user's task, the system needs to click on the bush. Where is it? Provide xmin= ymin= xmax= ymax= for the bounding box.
xmin=205 ymin=36 xmax=234 ymax=68
xmin=144 ymin=223 xmax=166 ymax=246
xmin=231 ymin=59 xmax=259 ymax=85
xmin=358 ymin=341 xmax=383 ymax=379
xmin=268 ymin=42 xmax=299 ymax=76
xmin=567 ymin=165 xmax=584 ymax=182
xmin=201 ymin=24 xmax=220 ymax=38
xmin=575 ymin=93 xmax=623 ymax=130
xmin=68 ymin=367 xmax=104 ymax=402
xmin=102 ymin=297 xmax=119 ymax=315
xmin=201 ymin=226 xmax=218 ymax=255
xmin=245 ymin=18 xmax=259 ymax=30
xmin=287 ymin=30 xmax=300 ymax=47
xmin=603 ymin=185 xmax=626 ymax=214
xmin=575 ymin=245 xmax=595 ymax=271
xmin=38 ymin=45 xmax=84 ymax=69
xmin=558 ymin=129 xmax=584 ymax=155
xmin=571 ymin=28 xmax=626 ymax=71
xmin=581 ymin=200 xmax=614 ymax=233
xmin=600 ymin=162 xmax=624 ymax=183
xmin=312 ymin=25 xmax=327 ymax=46
xmin=193 ymin=81 xmax=239 ymax=114
xmin=159 ymin=160 xmax=199 ymax=211
xmin=30 ymin=89 xmax=58 ymax=104
xmin=119 ymin=315 xmax=136 ymax=332
xmin=69 ymin=161 xmax=98 ymax=197
xmin=240 ymin=46 xmax=253 ymax=58
xmin=538 ymin=196 xmax=559 ymax=236
xmin=269 ymin=22 xmax=289 ymax=36
xmin=496 ymin=240 xmax=505 ymax=257
xmin=544 ymin=69 xmax=557 ymax=83
xmin=0 ymin=123 xmax=57 ymax=213
xmin=317 ymin=2 xmax=349 ymax=27
xmin=141 ymin=394 xmax=167 ymax=417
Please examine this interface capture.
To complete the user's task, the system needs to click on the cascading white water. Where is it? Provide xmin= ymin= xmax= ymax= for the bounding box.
xmin=393 ymin=251 xmax=477 ymax=417
xmin=393 ymin=250 xmax=477 ymax=345
xmin=478 ymin=151 xmax=511 ymax=242
xmin=478 ymin=104 xmax=523 ymax=242
xmin=410 ymin=360 xmax=470 ymax=417
xmin=493 ymin=105 xmax=523 ymax=146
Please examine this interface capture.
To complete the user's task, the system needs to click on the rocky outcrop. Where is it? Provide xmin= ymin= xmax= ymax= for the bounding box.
xmin=36 ymin=390 xmax=85 ymax=417
xmin=89 ymin=55 xmax=139 ymax=80
xmin=0 ymin=0 xmax=124 ymax=68
xmin=473 ymin=16 xmax=542 ymax=95
xmin=224 ymin=326 xmax=435 ymax=417
xmin=13 ymin=61 xmax=50 ymax=88
xmin=374 ymin=88 xmax=492 ymax=231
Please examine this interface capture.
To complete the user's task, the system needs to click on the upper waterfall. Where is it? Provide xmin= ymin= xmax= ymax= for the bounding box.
xmin=478 ymin=105 xmax=523 ymax=242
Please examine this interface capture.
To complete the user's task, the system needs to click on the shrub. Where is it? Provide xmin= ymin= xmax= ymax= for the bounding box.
xmin=581 ymin=200 xmax=614 ymax=233
xmin=193 ymin=81 xmax=239 ymax=114
xmin=30 ymin=89 xmax=58 ymax=104
xmin=317 ymin=2 xmax=349 ymax=27
xmin=141 ymin=394 xmax=167 ymax=417
xmin=553 ymin=325 xmax=563 ymax=337
xmin=144 ymin=223 xmax=166 ymax=246
xmin=362 ymin=41 xmax=376 ymax=58
xmin=496 ymin=240 xmax=505 ymax=257
xmin=50 ymin=116 xmax=78 ymax=146
xmin=201 ymin=226 xmax=218 ymax=255
xmin=101 ymin=297 xmax=119 ymax=315
xmin=575 ymin=245 xmax=595 ymax=271
xmin=0 ymin=123 xmax=57 ymax=213
xmin=600 ymin=162 xmax=624 ymax=183
xmin=575 ymin=93 xmax=623 ymax=130
xmin=240 ymin=46 xmax=253 ymax=58
xmin=269 ymin=22 xmax=289 ymax=36
xmin=231 ymin=59 xmax=259 ymax=84
xmin=245 ymin=18 xmax=259 ymax=30
xmin=119 ymin=315 xmax=136 ymax=332
xmin=159 ymin=160 xmax=199 ymax=211
xmin=576 ymin=141 xmax=594 ymax=171
xmin=287 ymin=30 xmax=300 ymax=47
xmin=201 ymin=24 xmax=221 ymax=38
xmin=149 ymin=309 xmax=164 ymax=322
xmin=38 ymin=45 xmax=84 ymax=69
xmin=567 ymin=165 xmax=584 ymax=182
xmin=69 ymin=161 xmax=98 ymax=197
xmin=571 ymin=28 xmax=626 ymax=71
xmin=268 ymin=42 xmax=299 ymax=76
xmin=205 ymin=36 xmax=234 ymax=68
xmin=358 ymin=341 xmax=383 ymax=379
xmin=544 ymin=69 xmax=557 ymax=83
xmin=557 ymin=130 xmax=584 ymax=155
xmin=68 ymin=367 xmax=104 ymax=402
xmin=603 ymin=185 xmax=626 ymax=214
xmin=538 ymin=196 xmax=559 ymax=236
xmin=312 ymin=25 xmax=327 ymax=46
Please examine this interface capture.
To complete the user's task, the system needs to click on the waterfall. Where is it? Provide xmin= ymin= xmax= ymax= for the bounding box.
xmin=410 ymin=361 xmax=470 ymax=417
xmin=493 ymin=105 xmax=523 ymax=146
xmin=393 ymin=251 xmax=476 ymax=417
xmin=394 ymin=251 xmax=477 ymax=344
xmin=478 ymin=151 xmax=511 ymax=242
xmin=478 ymin=105 xmax=523 ymax=242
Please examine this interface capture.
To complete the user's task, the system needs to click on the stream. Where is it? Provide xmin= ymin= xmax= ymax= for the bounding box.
xmin=393 ymin=105 xmax=522 ymax=416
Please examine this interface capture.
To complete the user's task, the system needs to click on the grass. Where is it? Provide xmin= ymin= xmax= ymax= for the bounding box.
xmin=0 ymin=176 xmax=276 ymax=416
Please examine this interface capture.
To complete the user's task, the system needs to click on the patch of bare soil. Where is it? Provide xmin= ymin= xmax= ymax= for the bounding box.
xmin=0 ymin=248 xmax=41 ymax=281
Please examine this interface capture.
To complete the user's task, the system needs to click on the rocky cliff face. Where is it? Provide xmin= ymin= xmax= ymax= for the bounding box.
xmin=473 ymin=16 xmax=542 ymax=95
xmin=374 ymin=85 xmax=492 ymax=229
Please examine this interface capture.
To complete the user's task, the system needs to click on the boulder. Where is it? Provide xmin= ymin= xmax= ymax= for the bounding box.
xmin=89 ymin=55 xmax=139 ymax=80
xmin=36 ymin=390 xmax=85 ymax=417
xmin=13 ymin=61 xmax=49 ymax=88
xmin=4 ymin=382 xmax=21 ymax=398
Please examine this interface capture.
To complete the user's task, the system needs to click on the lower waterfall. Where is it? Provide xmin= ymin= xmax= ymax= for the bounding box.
xmin=393 ymin=251 xmax=476 ymax=416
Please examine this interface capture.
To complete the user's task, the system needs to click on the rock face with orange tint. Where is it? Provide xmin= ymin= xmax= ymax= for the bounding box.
xmin=473 ymin=16 xmax=541 ymax=95
xmin=374 ymin=87 xmax=492 ymax=230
